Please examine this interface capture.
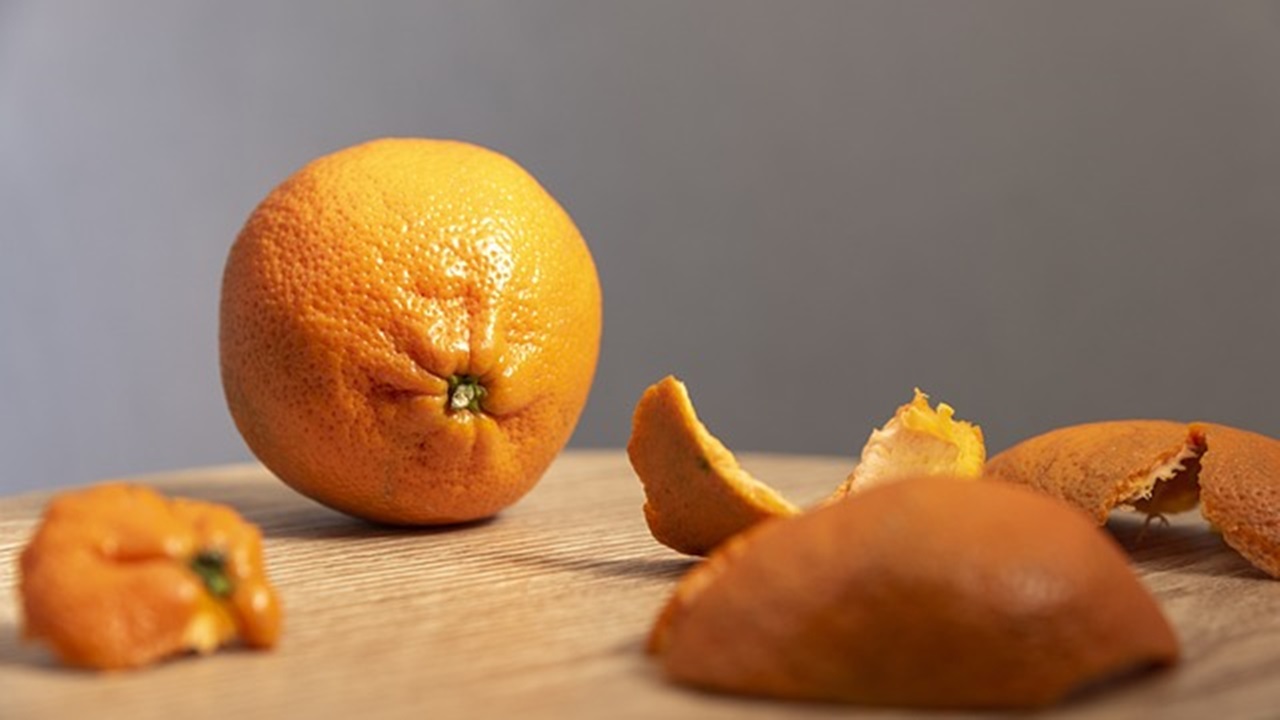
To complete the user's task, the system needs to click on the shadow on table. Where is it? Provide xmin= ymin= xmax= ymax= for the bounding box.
xmin=0 ymin=619 xmax=64 ymax=672
xmin=148 ymin=478 xmax=497 ymax=541
xmin=1105 ymin=515 xmax=1268 ymax=580
xmin=489 ymin=550 xmax=695 ymax=582
xmin=262 ymin=509 xmax=497 ymax=541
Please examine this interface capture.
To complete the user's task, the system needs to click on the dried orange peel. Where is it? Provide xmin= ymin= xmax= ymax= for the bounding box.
xmin=19 ymin=483 xmax=281 ymax=670
xmin=627 ymin=377 xmax=984 ymax=555
xmin=987 ymin=420 xmax=1280 ymax=578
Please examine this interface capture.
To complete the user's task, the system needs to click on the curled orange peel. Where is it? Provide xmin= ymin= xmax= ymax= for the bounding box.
xmin=626 ymin=376 xmax=800 ymax=556
xmin=627 ymin=376 xmax=985 ymax=556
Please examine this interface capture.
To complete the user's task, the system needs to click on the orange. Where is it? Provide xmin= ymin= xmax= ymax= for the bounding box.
xmin=19 ymin=483 xmax=281 ymax=670
xmin=649 ymin=477 xmax=1179 ymax=708
xmin=219 ymin=138 xmax=602 ymax=524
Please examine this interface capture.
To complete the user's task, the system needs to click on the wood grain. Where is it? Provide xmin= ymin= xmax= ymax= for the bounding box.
xmin=2 ymin=451 xmax=1279 ymax=719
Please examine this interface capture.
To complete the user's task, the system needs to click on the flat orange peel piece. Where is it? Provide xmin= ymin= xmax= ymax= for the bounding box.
xmin=626 ymin=376 xmax=800 ymax=556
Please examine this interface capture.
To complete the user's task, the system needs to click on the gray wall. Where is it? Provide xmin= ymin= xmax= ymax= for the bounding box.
xmin=3 ymin=1 xmax=1280 ymax=494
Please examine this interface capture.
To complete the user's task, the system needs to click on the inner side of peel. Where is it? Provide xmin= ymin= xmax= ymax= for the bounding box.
xmin=182 ymin=550 xmax=240 ymax=654
xmin=183 ymin=599 xmax=238 ymax=654
xmin=836 ymin=389 xmax=985 ymax=497
xmin=1117 ymin=433 xmax=1205 ymax=518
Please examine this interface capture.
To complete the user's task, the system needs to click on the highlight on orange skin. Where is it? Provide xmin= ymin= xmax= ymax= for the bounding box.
xmin=19 ymin=483 xmax=281 ymax=670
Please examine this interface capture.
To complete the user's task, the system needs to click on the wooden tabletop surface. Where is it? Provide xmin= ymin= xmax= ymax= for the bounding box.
xmin=2 ymin=451 xmax=1279 ymax=719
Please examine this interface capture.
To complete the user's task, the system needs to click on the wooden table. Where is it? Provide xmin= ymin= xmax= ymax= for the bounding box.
xmin=2 ymin=451 xmax=1279 ymax=719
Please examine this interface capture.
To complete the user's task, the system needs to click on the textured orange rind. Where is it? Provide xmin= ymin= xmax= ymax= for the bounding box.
xmin=987 ymin=420 xmax=1280 ymax=578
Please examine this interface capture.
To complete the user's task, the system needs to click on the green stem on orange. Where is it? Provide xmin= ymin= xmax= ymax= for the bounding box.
xmin=447 ymin=375 xmax=486 ymax=413
xmin=190 ymin=551 xmax=233 ymax=599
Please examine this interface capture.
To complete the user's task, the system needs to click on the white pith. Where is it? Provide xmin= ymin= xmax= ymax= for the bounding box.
xmin=1119 ymin=443 xmax=1200 ymax=507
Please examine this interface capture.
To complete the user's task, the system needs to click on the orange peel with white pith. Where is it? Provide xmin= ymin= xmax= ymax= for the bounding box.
xmin=987 ymin=420 xmax=1280 ymax=578
xmin=626 ymin=377 xmax=984 ymax=556
xmin=829 ymin=388 xmax=985 ymax=500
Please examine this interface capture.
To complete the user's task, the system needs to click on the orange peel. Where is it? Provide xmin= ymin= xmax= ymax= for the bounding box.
xmin=626 ymin=376 xmax=799 ymax=556
xmin=19 ymin=483 xmax=281 ymax=669
xmin=649 ymin=476 xmax=1179 ymax=708
xmin=627 ymin=377 xmax=984 ymax=555
xmin=830 ymin=388 xmax=985 ymax=499
xmin=987 ymin=420 xmax=1280 ymax=578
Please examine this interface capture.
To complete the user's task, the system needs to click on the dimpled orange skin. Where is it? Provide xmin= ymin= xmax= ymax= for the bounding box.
xmin=1196 ymin=423 xmax=1280 ymax=578
xmin=19 ymin=483 xmax=281 ymax=670
xmin=985 ymin=420 xmax=1191 ymax=523
xmin=220 ymin=139 xmax=602 ymax=525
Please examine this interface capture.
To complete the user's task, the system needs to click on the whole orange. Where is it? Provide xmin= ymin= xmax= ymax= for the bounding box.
xmin=219 ymin=138 xmax=602 ymax=524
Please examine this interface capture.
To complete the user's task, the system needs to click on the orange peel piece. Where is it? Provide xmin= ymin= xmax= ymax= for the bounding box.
xmin=985 ymin=420 xmax=1195 ymax=523
xmin=830 ymin=388 xmax=985 ymax=499
xmin=649 ymin=476 xmax=1179 ymax=708
xmin=627 ymin=378 xmax=985 ymax=556
xmin=626 ymin=376 xmax=800 ymax=556
xmin=987 ymin=420 xmax=1280 ymax=578
xmin=19 ymin=483 xmax=281 ymax=669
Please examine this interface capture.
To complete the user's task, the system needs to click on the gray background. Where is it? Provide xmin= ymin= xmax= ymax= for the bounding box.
xmin=3 ymin=1 xmax=1279 ymax=495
